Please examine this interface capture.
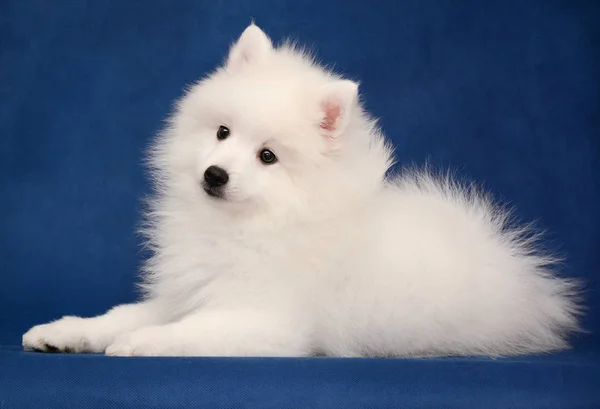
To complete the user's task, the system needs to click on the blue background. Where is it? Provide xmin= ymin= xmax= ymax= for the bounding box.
xmin=1 ymin=0 xmax=599 ymax=407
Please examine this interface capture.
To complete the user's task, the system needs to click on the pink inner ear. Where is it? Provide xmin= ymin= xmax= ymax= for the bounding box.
xmin=320 ymin=100 xmax=341 ymax=132
xmin=242 ymin=50 xmax=253 ymax=64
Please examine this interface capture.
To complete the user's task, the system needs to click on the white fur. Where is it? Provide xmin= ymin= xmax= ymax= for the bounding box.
xmin=23 ymin=24 xmax=581 ymax=357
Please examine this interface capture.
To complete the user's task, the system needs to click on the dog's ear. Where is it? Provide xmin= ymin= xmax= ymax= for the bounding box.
xmin=226 ymin=24 xmax=272 ymax=72
xmin=318 ymin=80 xmax=359 ymax=139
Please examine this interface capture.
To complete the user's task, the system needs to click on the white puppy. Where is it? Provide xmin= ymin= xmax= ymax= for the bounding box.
xmin=23 ymin=24 xmax=581 ymax=357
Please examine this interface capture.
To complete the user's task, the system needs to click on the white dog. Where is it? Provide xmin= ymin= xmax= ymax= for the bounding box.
xmin=23 ymin=24 xmax=581 ymax=357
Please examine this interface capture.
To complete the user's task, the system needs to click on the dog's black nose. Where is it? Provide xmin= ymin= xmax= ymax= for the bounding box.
xmin=204 ymin=166 xmax=229 ymax=187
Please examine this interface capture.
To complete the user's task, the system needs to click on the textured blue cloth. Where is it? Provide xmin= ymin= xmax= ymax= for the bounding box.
xmin=1 ymin=0 xmax=599 ymax=407
xmin=1 ymin=341 xmax=600 ymax=409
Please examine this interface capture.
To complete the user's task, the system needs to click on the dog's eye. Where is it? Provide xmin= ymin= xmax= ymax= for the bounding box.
xmin=259 ymin=149 xmax=277 ymax=165
xmin=217 ymin=125 xmax=230 ymax=140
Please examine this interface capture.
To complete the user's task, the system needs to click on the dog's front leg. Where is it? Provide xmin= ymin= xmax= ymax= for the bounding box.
xmin=105 ymin=309 xmax=311 ymax=357
xmin=22 ymin=300 xmax=167 ymax=353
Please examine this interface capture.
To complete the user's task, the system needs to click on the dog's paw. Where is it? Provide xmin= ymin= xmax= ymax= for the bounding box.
xmin=22 ymin=317 xmax=103 ymax=353
xmin=106 ymin=327 xmax=176 ymax=357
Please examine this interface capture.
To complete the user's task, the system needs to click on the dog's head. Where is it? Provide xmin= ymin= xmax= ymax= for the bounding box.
xmin=154 ymin=24 xmax=391 ymax=219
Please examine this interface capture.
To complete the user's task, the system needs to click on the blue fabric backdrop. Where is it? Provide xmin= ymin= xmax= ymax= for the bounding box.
xmin=1 ymin=0 xmax=599 ymax=407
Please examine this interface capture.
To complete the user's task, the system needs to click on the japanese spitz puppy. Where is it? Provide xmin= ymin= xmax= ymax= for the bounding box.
xmin=23 ymin=24 xmax=581 ymax=357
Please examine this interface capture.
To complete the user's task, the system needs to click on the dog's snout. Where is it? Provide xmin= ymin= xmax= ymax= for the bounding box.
xmin=204 ymin=166 xmax=229 ymax=187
